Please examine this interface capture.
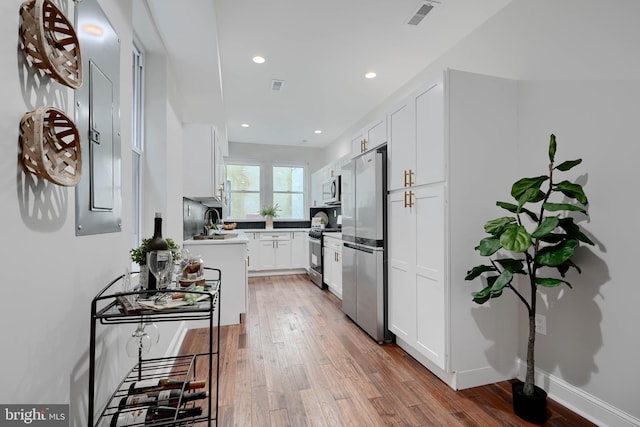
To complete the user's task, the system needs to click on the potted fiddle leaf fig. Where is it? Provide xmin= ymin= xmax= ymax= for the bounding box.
xmin=465 ymin=134 xmax=594 ymax=424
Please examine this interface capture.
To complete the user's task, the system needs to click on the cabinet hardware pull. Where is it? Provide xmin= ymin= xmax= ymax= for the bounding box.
xmin=404 ymin=190 xmax=409 ymax=207
xmin=409 ymin=190 xmax=415 ymax=208
xmin=403 ymin=170 xmax=409 ymax=187
xmin=409 ymin=169 xmax=415 ymax=186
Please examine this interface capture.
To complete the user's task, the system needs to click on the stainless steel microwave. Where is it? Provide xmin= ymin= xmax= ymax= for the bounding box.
xmin=322 ymin=175 xmax=341 ymax=205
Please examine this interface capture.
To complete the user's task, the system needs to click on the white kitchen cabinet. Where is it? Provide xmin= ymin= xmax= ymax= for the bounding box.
xmin=291 ymin=231 xmax=309 ymax=269
xmin=388 ymin=78 xmax=444 ymax=192
xmin=245 ymin=232 xmax=261 ymax=271
xmin=387 ymin=69 xmax=520 ymax=390
xmin=258 ymin=232 xmax=292 ymax=270
xmin=322 ymin=234 xmax=342 ymax=298
xmin=311 ymin=169 xmax=323 ymax=207
xmin=183 ymin=240 xmax=247 ymax=326
xmin=389 ymin=184 xmax=446 ymax=369
xmin=183 ymin=123 xmax=225 ymax=201
xmin=351 ymin=116 xmax=387 ymax=157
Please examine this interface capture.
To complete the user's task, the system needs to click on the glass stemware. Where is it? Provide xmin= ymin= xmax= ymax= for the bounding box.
xmin=125 ymin=323 xmax=151 ymax=357
xmin=147 ymin=250 xmax=173 ymax=290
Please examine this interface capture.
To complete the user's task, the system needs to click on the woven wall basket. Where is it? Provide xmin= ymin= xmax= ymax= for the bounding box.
xmin=19 ymin=0 xmax=83 ymax=89
xmin=20 ymin=106 xmax=82 ymax=187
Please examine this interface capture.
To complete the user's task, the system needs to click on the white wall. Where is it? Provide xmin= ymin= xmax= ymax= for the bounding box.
xmin=0 ymin=0 xmax=132 ymax=422
xmin=324 ymin=0 xmax=640 ymax=424
xmin=0 ymin=1 xmax=186 ymax=424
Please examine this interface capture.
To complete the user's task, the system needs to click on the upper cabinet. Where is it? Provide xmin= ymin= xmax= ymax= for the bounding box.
xmin=183 ymin=123 xmax=226 ymax=203
xmin=351 ymin=116 xmax=387 ymax=157
xmin=388 ymin=78 xmax=444 ymax=192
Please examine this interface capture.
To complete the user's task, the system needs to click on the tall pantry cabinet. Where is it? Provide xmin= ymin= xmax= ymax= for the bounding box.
xmin=387 ymin=69 xmax=520 ymax=390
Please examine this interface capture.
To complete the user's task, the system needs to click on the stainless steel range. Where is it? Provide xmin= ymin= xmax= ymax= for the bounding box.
xmin=308 ymin=227 xmax=340 ymax=288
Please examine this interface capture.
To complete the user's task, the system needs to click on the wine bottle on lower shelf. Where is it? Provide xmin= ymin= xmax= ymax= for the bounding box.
xmin=118 ymin=390 xmax=208 ymax=409
xmin=127 ymin=378 xmax=206 ymax=395
xmin=110 ymin=406 xmax=202 ymax=427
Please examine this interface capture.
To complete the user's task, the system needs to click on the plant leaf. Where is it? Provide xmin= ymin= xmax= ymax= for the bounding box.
xmin=558 ymin=217 xmax=595 ymax=245
xmin=472 ymin=286 xmax=492 ymax=304
xmin=535 ymin=239 xmax=578 ymax=266
xmin=532 ymin=217 xmax=560 ymax=238
xmin=511 ymin=176 xmax=549 ymax=200
xmin=497 ymin=201 xmax=539 ymax=222
xmin=556 ymin=259 xmax=582 ymax=277
xmin=549 ymin=134 xmax=556 ymax=163
xmin=484 ymin=217 xmax=517 ymax=235
xmin=543 ymin=202 xmax=587 ymax=215
xmin=476 ymin=237 xmax=502 ymax=256
xmin=465 ymin=265 xmax=496 ymax=280
xmin=518 ymin=188 xmax=546 ymax=208
xmin=554 ymin=180 xmax=588 ymax=205
xmin=536 ymin=277 xmax=573 ymax=288
xmin=499 ymin=225 xmax=532 ymax=252
xmin=538 ymin=233 xmax=565 ymax=243
xmin=495 ymin=258 xmax=525 ymax=273
xmin=491 ymin=269 xmax=513 ymax=294
xmin=555 ymin=159 xmax=582 ymax=171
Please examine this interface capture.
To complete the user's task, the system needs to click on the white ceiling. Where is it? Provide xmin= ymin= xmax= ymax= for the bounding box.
xmin=145 ymin=0 xmax=512 ymax=148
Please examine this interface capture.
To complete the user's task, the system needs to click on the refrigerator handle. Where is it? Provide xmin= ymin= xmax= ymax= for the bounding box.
xmin=344 ymin=242 xmax=374 ymax=254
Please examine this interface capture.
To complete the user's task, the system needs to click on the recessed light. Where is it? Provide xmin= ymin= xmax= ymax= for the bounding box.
xmin=314 ymin=130 xmax=322 ymax=134
xmin=252 ymin=55 xmax=265 ymax=64
xmin=365 ymin=71 xmax=377 ymax=79
xmin=241 ymin=123 xmax=250 ymax=128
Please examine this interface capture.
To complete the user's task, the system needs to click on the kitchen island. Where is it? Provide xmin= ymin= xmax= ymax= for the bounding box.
xmin=183 ymin=231 xmax=248 ymax=325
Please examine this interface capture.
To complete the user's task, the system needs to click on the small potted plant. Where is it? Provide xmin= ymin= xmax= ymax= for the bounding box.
xmin=465 ymin=134 xmax=595 ymax=424
xmin=260 ymin=203 xmax=280 ymax=229
xmin=130 ymin=238 xmax=181 ymax=287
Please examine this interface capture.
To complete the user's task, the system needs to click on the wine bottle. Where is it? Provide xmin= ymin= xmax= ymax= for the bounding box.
xmin=127 ymin=378 xmax=206 ymax=395
xmin=145 ymin=212 xmax=168 ymax=292
xmin=110 ymin=406 xmax=202 ymax=426
xmin=118 ymin=390 xmax=208 ymax=409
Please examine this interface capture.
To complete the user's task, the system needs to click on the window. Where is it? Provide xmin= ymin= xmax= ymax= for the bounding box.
xmin=227 ymin=164 xmax=261 ymax=219
xmin=273 ymin=166 xmax=304 ymax=219
xmin=132 ymin=42 xmax=144 ymax=247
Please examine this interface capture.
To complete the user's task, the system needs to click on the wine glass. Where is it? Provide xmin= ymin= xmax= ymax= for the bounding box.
xmin=126 ymin=322 xmax=151 ymax=357
xmin=147 ymin=250 xmax=173 ymax=291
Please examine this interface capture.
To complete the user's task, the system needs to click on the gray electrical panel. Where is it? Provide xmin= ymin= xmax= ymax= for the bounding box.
xmin=74 ymin=0 xmax=121 ymax=236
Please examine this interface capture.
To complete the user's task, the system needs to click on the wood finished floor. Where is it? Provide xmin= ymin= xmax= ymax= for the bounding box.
xmin=179 ymin=274 xmax=596 ymax=427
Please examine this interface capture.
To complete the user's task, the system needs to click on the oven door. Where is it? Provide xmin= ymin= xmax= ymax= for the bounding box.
xmin=308 ymin=236 xmax=323 ymax=288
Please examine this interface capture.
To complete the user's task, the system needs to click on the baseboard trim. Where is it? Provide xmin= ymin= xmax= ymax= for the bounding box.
xmin=516 ymin=360 xmax=639 ymax=427
xmin=248 ymin=268 xmax=307 ymax=277
xmin=395 ymin=337 xmax=515 ymax=391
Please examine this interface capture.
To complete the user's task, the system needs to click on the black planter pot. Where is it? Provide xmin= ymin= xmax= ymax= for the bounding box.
xmin=512 ymin=381 xmax=548 ymax=424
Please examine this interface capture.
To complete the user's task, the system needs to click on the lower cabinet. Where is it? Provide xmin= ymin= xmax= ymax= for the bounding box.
xmin=183 ymin=241 xmax=247 ymax=326
xmin=258 ymin=232 xmax=292 ymax=270
xmin=247 ymin=230 xmax=309 ymax=275
xmin=388 ymin=184 xmax=446 ymax=370
xmin=291 ymin=231 xmax=309 ymax=269
xmin=323 ymin=235 xmax=343 ymax=298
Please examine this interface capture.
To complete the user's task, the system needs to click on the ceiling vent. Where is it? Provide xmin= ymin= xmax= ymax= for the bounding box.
xmin=271 ymin=79 xmax=285 ymax=91
xmin=407 ymin=2 xmax=435 ymax=26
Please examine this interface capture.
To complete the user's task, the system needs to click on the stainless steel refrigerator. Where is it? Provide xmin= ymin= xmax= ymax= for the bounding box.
xmin=342 ymin=145 xmax=394 ymax=343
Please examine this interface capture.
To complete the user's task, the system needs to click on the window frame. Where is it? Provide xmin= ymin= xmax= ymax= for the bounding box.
xmin=272 ymin=163 xmax=307 ymax=220
xmin=132 ymin=41 xmax=145 ymax=248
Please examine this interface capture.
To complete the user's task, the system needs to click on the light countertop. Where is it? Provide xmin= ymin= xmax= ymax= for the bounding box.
xmin=184 ymin=231 xmax=249 ymax=245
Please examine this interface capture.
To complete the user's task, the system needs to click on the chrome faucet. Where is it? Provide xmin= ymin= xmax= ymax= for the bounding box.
xmin=204 ymin=208 xmax=222 ymax=234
